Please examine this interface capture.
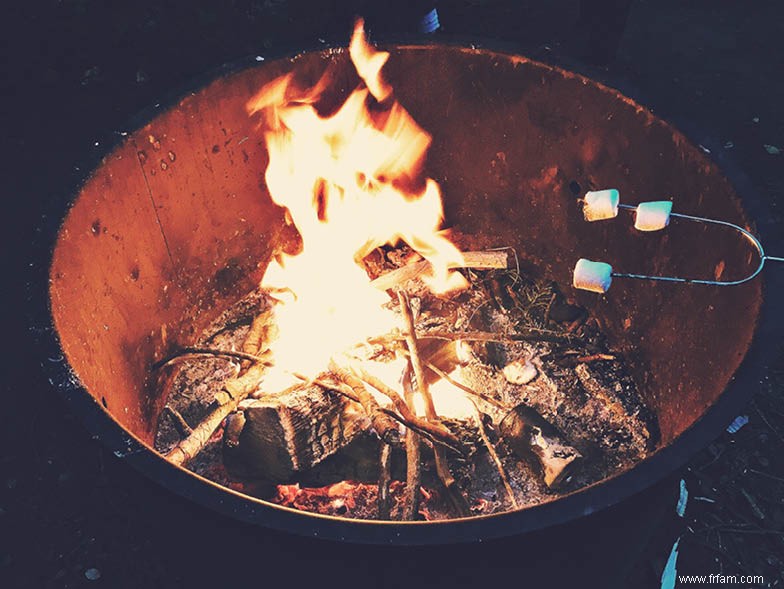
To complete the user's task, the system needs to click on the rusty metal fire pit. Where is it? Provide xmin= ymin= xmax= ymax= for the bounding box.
xmin=43 ymin=43 xmax=782 ymax=543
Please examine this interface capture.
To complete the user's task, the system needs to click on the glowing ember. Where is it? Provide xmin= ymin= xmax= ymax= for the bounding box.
xmin=247 ymin=19 xmax=467 ymax=389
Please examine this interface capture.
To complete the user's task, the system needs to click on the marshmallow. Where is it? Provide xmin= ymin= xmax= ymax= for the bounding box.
xmin=583 ymin=189 xmax=620 ymax=221
xmin=634 ymin=201 xmax=673 ymax=232
xmin=573 ymin=258 xmax=613 ymax=293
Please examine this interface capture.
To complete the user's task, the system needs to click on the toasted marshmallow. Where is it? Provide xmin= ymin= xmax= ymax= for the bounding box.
xmin=634 ymin=201 xmax=673 ymax=231
xmin=573 ymin=258 xmax=613 ymax=293
xmin=583 ymin=189 xmax=620 ymax=221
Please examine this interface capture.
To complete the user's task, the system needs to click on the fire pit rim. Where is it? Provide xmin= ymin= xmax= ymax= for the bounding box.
xmin=33 ymin=41 xmax=784 ymax=545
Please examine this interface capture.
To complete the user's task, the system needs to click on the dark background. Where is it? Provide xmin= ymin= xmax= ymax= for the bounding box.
xmin=3 ymin=1 xmax=784 ymax=587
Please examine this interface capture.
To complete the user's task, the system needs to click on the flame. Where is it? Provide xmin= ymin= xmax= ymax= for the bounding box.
xmin=247 ymin=19 xmax=467 ymax=389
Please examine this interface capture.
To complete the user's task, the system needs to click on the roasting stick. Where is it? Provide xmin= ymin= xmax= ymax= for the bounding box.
xmin=397 ymin=290 xmax=471 ymax=517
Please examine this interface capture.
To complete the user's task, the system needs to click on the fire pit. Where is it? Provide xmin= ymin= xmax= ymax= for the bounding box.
xmin=46 ymin=26 xmax=775 ymax=542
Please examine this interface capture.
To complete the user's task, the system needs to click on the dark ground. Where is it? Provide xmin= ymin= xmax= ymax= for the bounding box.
xmin=3 ymin=1 xmax=784 ymax=587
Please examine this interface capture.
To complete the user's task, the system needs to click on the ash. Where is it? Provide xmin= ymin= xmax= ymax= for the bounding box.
xmin=154 ymin=242 xmax=659 ymax=520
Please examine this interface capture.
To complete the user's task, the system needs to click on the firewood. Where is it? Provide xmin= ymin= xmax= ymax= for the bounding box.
xmin=223 ymin=382 xmax=369 ymax=481
xmin=573 ymin=362 xmax=656 ymax=452
xmin=377 ymin=443 xmax=392 ymax=519
xmin=471 ymin=402 xmax=518 ymax=508
xmin=163 ymin=406 xmax=193 ymax=438
xmin=499 ymin=405 xmax=582 ymax=489
xmin=402 ymin=363 xmax=421 ymax=520
xmin=241 ymin=308 xmax=276 ymax=368
xmin=352 ymin=366 xmax=461 ymax=448
xmin=370 ymin=250 xmax=509 ymax=291
xmin=329 ymin=361 xmax=399 ymax=444
xmin=398 ymin=291 xmax=470 ymax=517
xmin=165 ymin=363 xmax=268 ymax=467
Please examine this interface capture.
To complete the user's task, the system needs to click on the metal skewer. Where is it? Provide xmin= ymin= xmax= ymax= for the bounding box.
xmin=573 ymin=191 xmax=784 ymax=293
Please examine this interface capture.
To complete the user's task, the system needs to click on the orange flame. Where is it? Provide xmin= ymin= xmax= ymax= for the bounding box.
xmin=247 ymin=19 xmax=467 ymax=386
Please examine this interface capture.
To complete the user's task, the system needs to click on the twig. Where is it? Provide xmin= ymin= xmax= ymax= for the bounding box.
xmin=292 ymin=373 xmax=462 ymax=454
xmin=470 ymin=401 xmax=518 ymax=509
xmin=422 ymin=329 xmax=579 ymax=345
xmin=747 ymin=468 xmax=784 ymax=484
xmin=152 ymin=347 xmax=273 ymax=371
xmin=543 ymin=291 xmax=557 ymax=325
xmin=753 ymin=400 xmax=784 ymax=444
xmin=421 ymin=359 xmax=508 ymax=411
xmin=378 ymin=443 xmax=392 ymax=520
xmin=329 ymin=361 xmax=399 ymax=444
xmin=402 ymin=362 xmax=421 ymax=520
xmin=163 ymin=406 xmax=193 ymax=438
xmin=165 ymin=362 xmax=268 ymax=466
xmin=352 ymin=365 xmax=462 ymax=447
xmin=575 ymin=353 xmax=616 ymax=364
xmin=398 ymin=291 xmax=470 ymax=517
xmin=241 ymin=308 xmax=275 ymax=368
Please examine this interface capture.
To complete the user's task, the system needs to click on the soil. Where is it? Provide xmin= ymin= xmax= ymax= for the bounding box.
xmin=7 ymin=1 xmax=784 ymax=587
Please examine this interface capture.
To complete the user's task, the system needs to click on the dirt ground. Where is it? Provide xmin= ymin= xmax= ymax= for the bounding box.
xmin=3 ymin=1 xmax=783 ymax=587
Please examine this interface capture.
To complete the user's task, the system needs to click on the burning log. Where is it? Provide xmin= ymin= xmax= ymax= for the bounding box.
xmin=369 ymin=250 xmax=510 ymax=291
xmin=499 ymin=405 xmax=582 ymax=489
xmin=223 ymin=382 xmax=369 ymax=481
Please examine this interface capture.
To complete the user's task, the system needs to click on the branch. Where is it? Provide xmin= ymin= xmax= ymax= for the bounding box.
xmin=165 ymin=362 xmax=268 ymax=466
xmin=402 ymin=363 xmax=421 ymax=520
xmin=470 ymin=402 xmax=518 ymax=509
xmin=398 ymin=290 xmax=470 ymax=517
xmin=329 ymin=361 xmax=400 ymax=444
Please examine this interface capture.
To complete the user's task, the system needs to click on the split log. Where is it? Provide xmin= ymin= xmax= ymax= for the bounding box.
xmin=499 ymin=405 xmax=582 ymax=489
xmin=370 ymin=250 xmax=509 ymax=291
xmin=223 ymin=383 xmax=370 ymax=482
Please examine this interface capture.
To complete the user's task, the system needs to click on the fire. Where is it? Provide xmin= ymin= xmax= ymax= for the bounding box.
xmin=247 ymin=19 xmax=467 ymax=389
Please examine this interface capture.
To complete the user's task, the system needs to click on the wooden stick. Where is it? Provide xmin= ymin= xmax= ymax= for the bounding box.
xmin=370 ymin=250 xmax=509 ymax=291
xmin=165 ymin=362 xmax=267 ymax=466
xmin=470 ymin=402 xmax=518 ymax=509
xmin=152 ymin=347 xmax=273 ymax=371
xmin=402 ymin=363 xmax=421 ymax=520
xmin=420 ymin=329 xmax=579 ymax=345
xmin=377 ymin=443 xmax=392 ymax=520
xmin=163 ymin=406 xmax=193 ymax=438
xmin=398 ymin=291 xmax=470 ymax=517
xmin=421 ymin=359 xmax=509 ymax=411
xmin=576 ymin=353 xmax=616 ymax=363
xmin=241 ymin=308 xmax=275 ymax=369
xmin=293 ymin=373 xmax=462 ymax=454
xmin=352 ymin=366 xmax=461 ymax=448
xmin=329 ymin=361 xmax=399 ymax=444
